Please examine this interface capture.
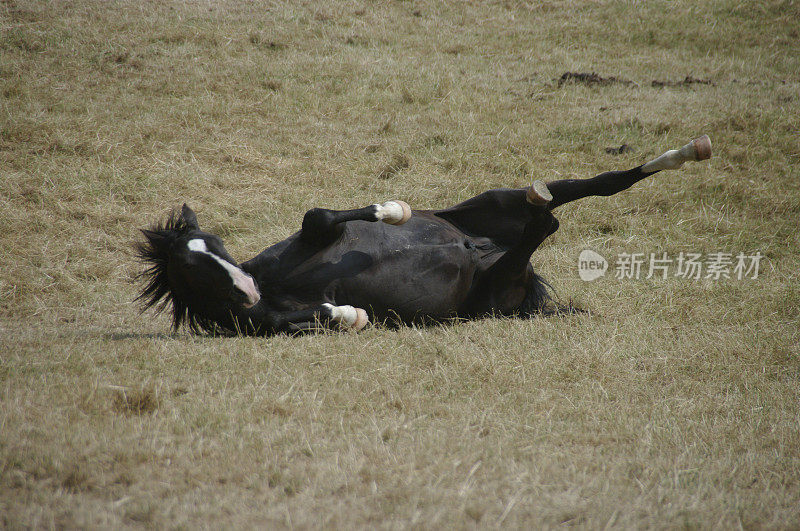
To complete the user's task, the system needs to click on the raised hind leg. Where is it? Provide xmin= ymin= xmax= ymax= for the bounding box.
xmin=461 ymin=182 xmax=557 ymax=316
xmin=301 ymin=200 xmax=412 ymax=244
xmin=547 ymin=135 xmax=711 ymax=209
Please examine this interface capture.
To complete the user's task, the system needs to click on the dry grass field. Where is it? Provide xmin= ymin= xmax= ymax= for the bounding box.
xmin=2 ymin=0 xmax=799 ymax=527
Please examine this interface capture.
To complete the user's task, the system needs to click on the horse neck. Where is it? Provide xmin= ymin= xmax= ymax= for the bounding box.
xmin=179 ymin=296 xmax=248 ymax=335
xmin=212 ymin=304 xmax=264 ymax=335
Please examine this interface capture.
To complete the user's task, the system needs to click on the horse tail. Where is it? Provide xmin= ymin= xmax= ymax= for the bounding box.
xmin=520 ymin=272 xmax=583 ymax=317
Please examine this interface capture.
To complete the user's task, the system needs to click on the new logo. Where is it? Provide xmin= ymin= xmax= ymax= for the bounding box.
xmin=578 ymin=249 xmax=608 ymax=281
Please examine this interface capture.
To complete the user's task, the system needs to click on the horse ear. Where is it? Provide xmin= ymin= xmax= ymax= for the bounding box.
xmin=181 ymin=203 xmax=200 ymax=230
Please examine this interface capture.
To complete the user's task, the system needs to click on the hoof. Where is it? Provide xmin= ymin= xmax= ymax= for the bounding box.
xmin=384 ymin=200 xmax=412 ymax=225
xmin=351 ymin=308 xmax=369 ymax=331
xmin=691 ymin=134 xmax=712 ymax=161
xmin=526 ymin=180 xmax=552 ymax=206
xmin=323 ymin=303 xmax=369 ymax=331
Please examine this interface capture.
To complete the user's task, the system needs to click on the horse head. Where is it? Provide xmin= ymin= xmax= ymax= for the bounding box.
xmin=135 ymin=204 xmax=260 ymax=333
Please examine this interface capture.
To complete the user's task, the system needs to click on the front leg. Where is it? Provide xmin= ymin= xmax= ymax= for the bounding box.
xmin=265 ymin=304 xmax=369 ymax=334
xmin=301 ymin=200 xmax=412 ymax=244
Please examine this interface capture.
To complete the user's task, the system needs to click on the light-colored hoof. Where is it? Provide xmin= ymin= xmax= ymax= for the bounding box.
xmin=384 ymin=200 xmax=412 ymax=225
xmin=691 ymin=134 xmax=712 ymax=161
xmin=526 ymin=180 xmax=552 ymax=206
xmin=322 ymin=303 xmax=369 ymax=331
xmin=351 ymin=308 xmax=369 ymax=331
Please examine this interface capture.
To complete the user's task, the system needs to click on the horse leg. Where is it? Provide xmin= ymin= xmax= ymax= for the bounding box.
xmin=462 ymin=184 xmax=557 ymax=315
xmin=547 ymin=135 xmax=711 ymax=209
xmin=301 ymin=200 xmax=411 ymax=244
xmin=262 ymin=304 xmax=369 ymax=334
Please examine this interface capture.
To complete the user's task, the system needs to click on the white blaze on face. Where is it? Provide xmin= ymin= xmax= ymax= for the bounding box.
xmin=187 ymin=238 xmax=260 ymax=308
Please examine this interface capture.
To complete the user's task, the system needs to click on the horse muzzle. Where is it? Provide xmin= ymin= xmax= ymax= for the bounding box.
xmin=231 ymin=270 xmax=261 ymax=308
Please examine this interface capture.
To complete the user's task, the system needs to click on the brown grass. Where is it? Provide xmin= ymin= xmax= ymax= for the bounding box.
xmin=1 ymin=0 xmax=799 ymax=527
xmin=109 ymin=386 xmax=160 ymax=416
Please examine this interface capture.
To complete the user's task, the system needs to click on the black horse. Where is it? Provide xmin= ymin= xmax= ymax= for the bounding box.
xmin=136 ymin=136 xmax=711 ymax=335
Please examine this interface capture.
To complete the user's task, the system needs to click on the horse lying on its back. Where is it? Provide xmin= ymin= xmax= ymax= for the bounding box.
xmin=136 ymin=136 xmax=711 ymax=335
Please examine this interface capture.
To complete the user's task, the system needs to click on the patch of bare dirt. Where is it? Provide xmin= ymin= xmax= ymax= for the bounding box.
xmin=557 ymin=72 xmax=635 ymax=87
xmin=651 ymin=76 xmax=714 ymax=87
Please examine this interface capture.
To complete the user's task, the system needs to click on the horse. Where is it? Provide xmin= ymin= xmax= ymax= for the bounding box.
xmin=136 ymin=135 xmax=711 ymax=335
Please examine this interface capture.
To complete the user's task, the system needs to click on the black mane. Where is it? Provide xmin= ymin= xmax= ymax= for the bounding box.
xmin=134 ymin=210 xmax=221 ymax=334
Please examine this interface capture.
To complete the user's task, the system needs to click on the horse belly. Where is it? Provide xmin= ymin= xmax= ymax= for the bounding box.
xmin=335 ymin=219 xmax=479 ymax=322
